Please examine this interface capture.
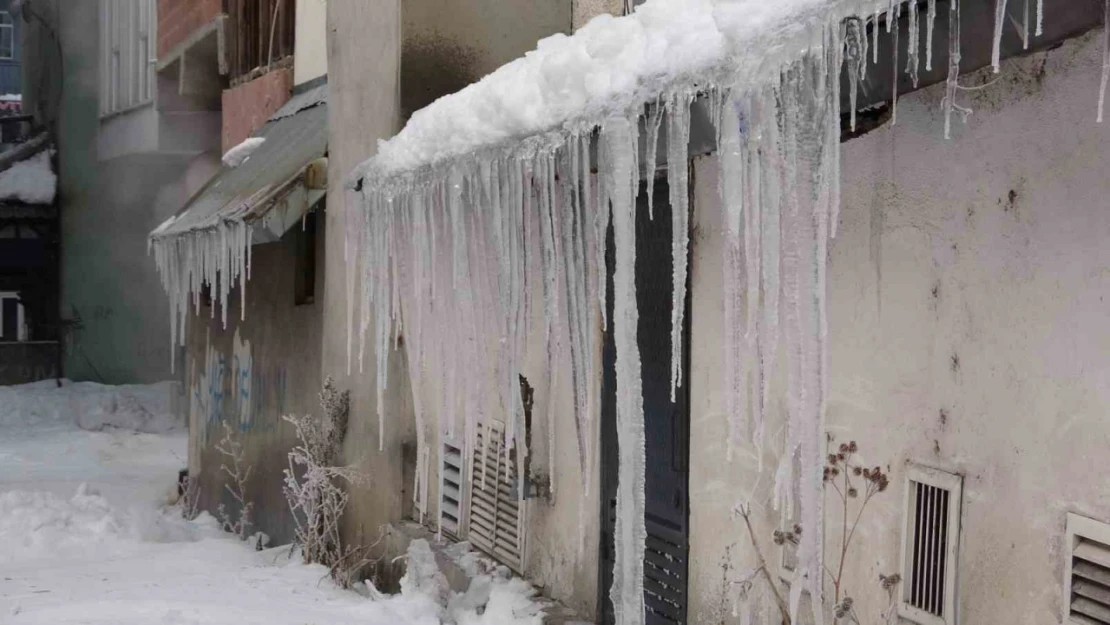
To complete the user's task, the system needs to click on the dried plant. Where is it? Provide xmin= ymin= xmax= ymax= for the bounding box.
xmin=215 ymin=421 xmax=253 ymax=539
xmin=734 ymin=437 xmax=894 ymax=625
xmin=179 ymin=473 xmax=202 ymax=521
xmin=283 ymin=377 xmax=372 ymax=588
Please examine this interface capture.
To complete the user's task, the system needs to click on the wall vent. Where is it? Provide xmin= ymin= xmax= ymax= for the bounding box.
xmin=439 ymin=443 xmax=464 ymax=537
xmin=1065 ymin=514 xmax=1110 ymax=625
xmin=466 ymin=422 xmax=526 ymax=573
xmin=899 ymin=465 xmax=962 ymax=625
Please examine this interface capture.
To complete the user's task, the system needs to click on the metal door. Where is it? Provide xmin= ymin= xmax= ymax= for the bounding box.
xmin=599 ymin=177 xmax=691 ymax=625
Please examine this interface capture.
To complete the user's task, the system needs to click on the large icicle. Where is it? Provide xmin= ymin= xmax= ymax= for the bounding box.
xmin=944 ymin=0 xmax=962 ymax=139
xmin=1100 ymin=0 xmax=1110 ymax=123
xmin=602 ymin=116 xmax=646 ymax=625
xmin=993 ymin=0 xmax=1009 ymax=73
xmin=667 ymin=91 xmax=692 ymax=401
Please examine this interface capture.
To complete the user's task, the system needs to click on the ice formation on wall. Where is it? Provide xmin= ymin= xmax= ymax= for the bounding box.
xmin=342 ymin=1 xmax=1045 ymax=624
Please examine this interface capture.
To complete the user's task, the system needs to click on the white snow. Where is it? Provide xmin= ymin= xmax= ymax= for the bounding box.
xmin=0 ymin=379 xmax=184 ymax=433
xmin=221 ymin=137 xmax=266 ymax=168
xmin=0 ymin=93 xmax=22 ymax=102
xmin=0 ymin=149 xmax=56 ymax=205
xmin=0 ymin=381 xmax=549 ymax=625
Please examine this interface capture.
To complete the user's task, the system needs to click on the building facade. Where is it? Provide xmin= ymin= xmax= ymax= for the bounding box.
xmin=153 ymin=2 xmax=1110 ymax=625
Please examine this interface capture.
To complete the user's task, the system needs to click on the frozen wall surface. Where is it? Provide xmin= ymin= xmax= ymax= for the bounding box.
xmin=689 ymin=27 xmax=1110 ymax=625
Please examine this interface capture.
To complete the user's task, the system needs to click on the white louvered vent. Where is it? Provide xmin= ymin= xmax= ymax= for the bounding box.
xmin=1066 ymin=514 xmax=1110 ymax=625
xmin=439 ymin=443 xmax=464 ymax=537
xmin=466 ymin=422 xmax=526 ymax=573
xmin=899 ymin=465 xmax=962 ymax=625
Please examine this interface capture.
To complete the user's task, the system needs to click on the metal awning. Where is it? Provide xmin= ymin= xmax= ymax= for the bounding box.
xmin=150 ymin=87 xmax=328 ymax=245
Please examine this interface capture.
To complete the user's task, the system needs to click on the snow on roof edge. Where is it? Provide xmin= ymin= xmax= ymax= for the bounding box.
xmin=349 ymin=0 xmax=886 ymax=190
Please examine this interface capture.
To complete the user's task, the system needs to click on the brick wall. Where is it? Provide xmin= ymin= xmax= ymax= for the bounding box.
xmin=158 ymin=0 xmax=223 ymax=58
xmin=221 ymin=68 xmax=293 ymax=152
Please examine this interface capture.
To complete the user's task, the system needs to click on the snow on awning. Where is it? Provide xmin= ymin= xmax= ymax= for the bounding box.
xmin=344 ymin=2 xmax=1083 ymax=624
xmin=149 ymin=87 xmax=328 ymax=356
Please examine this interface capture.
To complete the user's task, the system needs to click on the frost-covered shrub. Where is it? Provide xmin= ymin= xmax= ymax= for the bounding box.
xmin=214 ymin=421 xmax=253 ymax=540
xmin=282 ymin=377 xmax=371 ymax=588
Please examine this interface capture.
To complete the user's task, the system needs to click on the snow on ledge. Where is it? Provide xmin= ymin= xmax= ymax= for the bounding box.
xmin=351 ymin=0 xmax=882 ymax=185
xmin=222 ymin=137 xmax=266 ymax=168
xmin=0 ymin=149 xmax=56 ymax=205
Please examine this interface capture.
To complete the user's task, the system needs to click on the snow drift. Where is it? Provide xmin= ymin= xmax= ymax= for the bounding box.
xmin=0 ymin=379 xmax=184 ymax=433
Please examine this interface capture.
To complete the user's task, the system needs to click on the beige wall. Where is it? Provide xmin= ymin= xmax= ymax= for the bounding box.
xmin=688 ymin=28 xmax=1110 ymax=625
xmin=295 ymin=0 xmax=328 ymax=85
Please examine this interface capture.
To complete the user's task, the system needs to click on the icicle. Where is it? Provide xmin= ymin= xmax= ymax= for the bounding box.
xmin=1100 ymin=0 xmax=1110 ymax=123
xmin=667 ymin=91 xmax=692 ymax=401
xmin=1036 ymin=0 xmax=1043 ymax=36
xmin=719 ymin=90 xmax=746 ymax=464
xmin=926 ymin=0 xmax=937 ymax=71
xmin=873 ymin=10 xmax=881 ymax=65
xmin=891 ymin=2 xmax=901 ymax=125
xmin=907 ymin=0 xmax=920 ymax=88
xmin=643 ymin=102 xmax=663 ymax=220
xmin=944 ymin=0 xmax=962 ymax=139
xmin=993 ymin=0 xmax=1009 ymax=73
xmin=602 ymin=116 xmax=645 ymax=625
xmin=1022 ymin=0 xmax=1030 ymax=50
xmin=846 ymin=19 xmax=864 ymax=132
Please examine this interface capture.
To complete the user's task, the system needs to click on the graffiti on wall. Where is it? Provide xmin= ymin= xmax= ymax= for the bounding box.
xmin=190 ymin=327 xmax=288 ymax=442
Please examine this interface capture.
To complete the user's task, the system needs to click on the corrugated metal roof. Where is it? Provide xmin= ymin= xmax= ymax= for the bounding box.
xmin=151 ymin=99 xmax=327 ymax=240
xmin=270 ymin=83 xmax=327 ymax=121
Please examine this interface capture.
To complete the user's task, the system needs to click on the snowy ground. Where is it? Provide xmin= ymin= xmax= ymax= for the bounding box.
xmin=0 ymin=380 xmax=545 ymax=625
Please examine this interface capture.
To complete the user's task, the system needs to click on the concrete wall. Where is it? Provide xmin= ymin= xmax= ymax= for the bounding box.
xmin=65 ymin=151 xmax=221 ymax=384
xmin=186 ymin=221 xmax=326 ymax=545
xmin=294 ymin=0 xmax=327 ymax=85
xmin=324 ymin=0 xmax=411 ymax=576
xmin=399 ymin=0 xmax=570 ymax=119
xmin=686 ymin=28 xmax=1110 ymax=625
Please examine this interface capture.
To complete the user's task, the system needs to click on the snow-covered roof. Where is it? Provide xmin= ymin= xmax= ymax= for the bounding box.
xmin=350 ymin=0 xmax=886 ymax=185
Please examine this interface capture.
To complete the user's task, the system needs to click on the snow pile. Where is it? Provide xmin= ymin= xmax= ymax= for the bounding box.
xmin=0 ymin=149 xmax=56 ymax=204
xmin=0 ymin=379 xmax=184 ymax=433
xmin=0 ymin=485 xmax=125 ymax=562
xmin=222 ymin=137 xmax=266 ymax=168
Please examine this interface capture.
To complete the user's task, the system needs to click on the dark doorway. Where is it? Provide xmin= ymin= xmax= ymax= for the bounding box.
xmin=599 ymin=177 xmax=691 ymax=625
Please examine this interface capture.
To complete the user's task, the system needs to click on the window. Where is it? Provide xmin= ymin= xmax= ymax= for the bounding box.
xmin=99 ymin=0 xmax=155 ymax=117
xmin=1065 ymin=513 xmax=1110 ymax=625
xmin=0 ymin=12 xmax=13 ymax=60
xmin=899 ymin=465 xmax=962 ymax=625
xmin=225 ymin=0 xmax=296 ymax=84
xmin=294 ymin=210 xmax=317 ymax=305
xmin=0 ymin=291 xmax=26 ymax=342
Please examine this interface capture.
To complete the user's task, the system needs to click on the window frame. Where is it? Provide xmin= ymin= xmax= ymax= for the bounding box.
xmin=0 ymin=12 xmax=14 ymax=61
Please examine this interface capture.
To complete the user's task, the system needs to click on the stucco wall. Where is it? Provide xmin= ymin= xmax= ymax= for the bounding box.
xmin=400 ymin=0 xmax=570 ymax=119
xmin=687 ymin=28 xmax=1110 ymax=625
xmin=294 ymin=0 xmax=328 ymax=85
xmin=324 ymin=0 xmax=406 ymax=572
xmin=185 ymin=222 xmax=326 ymax=545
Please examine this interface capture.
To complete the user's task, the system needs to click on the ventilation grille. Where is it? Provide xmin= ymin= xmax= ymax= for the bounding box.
xmin=907 ymin=481 xmax=951 ymax=617
xmin=467 ymin=424 xmax=524 ymax=573
xmin=644 ymin=513 xmax=687 ymax=625
xmin=900 ymin=466 xmax=961 ymax=625
xmin=1068 ymin=515 xmax=1110 ymax=625
xmin=440 ymin=443 xmax=463 ymax=536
